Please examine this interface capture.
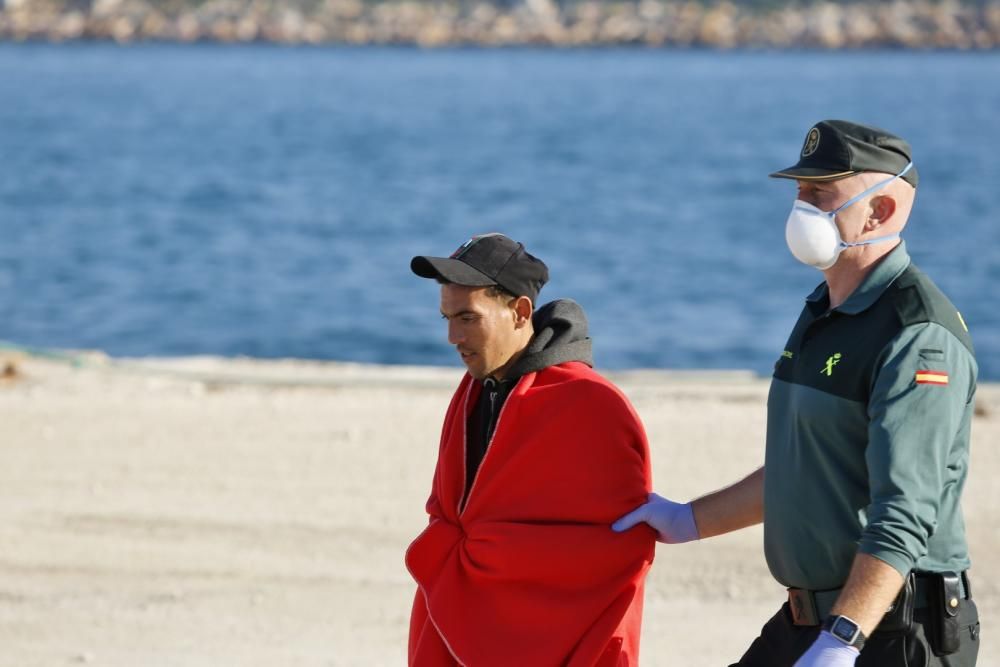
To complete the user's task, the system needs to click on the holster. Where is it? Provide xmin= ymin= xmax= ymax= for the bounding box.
xmin=925 ymin=571 xmax=964 ymax=656
xmin=876 ymin=571 xmax=915 ymax=634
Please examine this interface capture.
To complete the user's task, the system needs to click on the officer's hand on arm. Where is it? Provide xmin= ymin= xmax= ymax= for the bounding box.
xmin=792 ymin=632 xmax=859 ymax=667
xmin=611 ymin=493 xmax=699 ymax=544
xmin=613 ymin=467 xmax=765 ymax=542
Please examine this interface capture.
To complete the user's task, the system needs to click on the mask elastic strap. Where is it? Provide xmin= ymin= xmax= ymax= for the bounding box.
xmin=831 ymin=161 xmax=914 ymax=215
xmin=840 ymin=233 xmax=901 ymax=250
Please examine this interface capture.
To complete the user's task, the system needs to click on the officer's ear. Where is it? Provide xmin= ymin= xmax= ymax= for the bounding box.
xmin=868 ymin=195 xmax=897 ymax=229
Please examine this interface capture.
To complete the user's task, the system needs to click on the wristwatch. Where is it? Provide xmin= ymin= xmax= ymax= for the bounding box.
xmin=822 ymin=615 xmax=866 ymax=650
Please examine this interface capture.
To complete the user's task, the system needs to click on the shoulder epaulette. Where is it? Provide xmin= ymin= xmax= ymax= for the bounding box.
xmin=888 ymin=264 xmax=974 ymax=356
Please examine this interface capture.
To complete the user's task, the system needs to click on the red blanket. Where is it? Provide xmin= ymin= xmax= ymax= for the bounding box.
xmin=406 ymin=361 xmax=655 ymax=666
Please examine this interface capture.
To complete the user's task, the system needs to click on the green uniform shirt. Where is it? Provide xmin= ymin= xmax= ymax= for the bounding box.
xmin=764 ymin=242 xmax=976 ymax=590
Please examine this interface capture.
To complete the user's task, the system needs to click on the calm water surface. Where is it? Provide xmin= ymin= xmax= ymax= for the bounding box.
xmin=1 ymin=45 xmax=998 ymax=378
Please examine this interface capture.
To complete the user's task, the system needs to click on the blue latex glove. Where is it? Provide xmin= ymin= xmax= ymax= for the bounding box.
xmin=611 ymin=492 xmax=699 ymax=544
xmin=792 ymin=631 xmax=860 ymax=667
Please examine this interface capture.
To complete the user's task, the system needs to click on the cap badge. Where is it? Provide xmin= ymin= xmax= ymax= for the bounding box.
xmin=450 ymin=232 xmax=503 ymax=259
xmin=450 ymin=238 xmax=476 ymax=258
xmin=802 ymin=127 xmax=821 ymax=157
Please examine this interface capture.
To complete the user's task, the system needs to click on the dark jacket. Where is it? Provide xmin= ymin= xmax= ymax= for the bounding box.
xmin=463 ymin=299 xmax=593 ymax=502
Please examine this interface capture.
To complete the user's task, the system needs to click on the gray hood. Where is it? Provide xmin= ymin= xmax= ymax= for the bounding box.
xmin=507 ymin=299 xmax=593 ymax=378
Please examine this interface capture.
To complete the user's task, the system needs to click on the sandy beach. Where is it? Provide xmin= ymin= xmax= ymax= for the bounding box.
xmin=0 ymin=352 xmax=996 ymax=666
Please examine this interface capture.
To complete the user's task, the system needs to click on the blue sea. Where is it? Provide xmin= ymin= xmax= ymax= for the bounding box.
xmin=1 ymin=45 xmax=998 ymax=379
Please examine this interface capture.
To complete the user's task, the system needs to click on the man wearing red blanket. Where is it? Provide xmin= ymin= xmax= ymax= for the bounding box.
xmin=406 ymin=233 xmax=656 ymax=667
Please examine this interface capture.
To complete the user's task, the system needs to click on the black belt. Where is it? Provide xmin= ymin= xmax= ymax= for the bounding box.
xmin=787 ymin=571 xmax=971 ymax=627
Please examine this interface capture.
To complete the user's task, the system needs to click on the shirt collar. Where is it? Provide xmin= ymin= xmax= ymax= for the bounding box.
xmin=805 ymin=241 xmax=912 ymax=316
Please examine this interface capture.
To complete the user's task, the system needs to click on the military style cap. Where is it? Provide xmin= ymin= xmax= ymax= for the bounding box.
xmin=770 ymin=120 xmax=919 ymax=188
xmin=411 ymin=233 xmax=549 ymax=303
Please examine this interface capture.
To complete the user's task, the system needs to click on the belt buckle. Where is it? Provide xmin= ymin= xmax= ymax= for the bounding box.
xmin=788 ymin=588 xmax=820 ymax=626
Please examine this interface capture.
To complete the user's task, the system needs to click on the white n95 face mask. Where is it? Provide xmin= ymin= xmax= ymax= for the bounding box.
xmin=785 ymin=161 xmax=913 ymax=270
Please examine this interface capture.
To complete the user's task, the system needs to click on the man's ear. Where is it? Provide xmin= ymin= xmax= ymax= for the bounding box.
xmin=512 ymin=296 xmax=533 ymax=328
xmin=868 ymin=195 xmax=897 ymax=229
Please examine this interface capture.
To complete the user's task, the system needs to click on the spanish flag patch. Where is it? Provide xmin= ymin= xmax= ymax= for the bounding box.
xmin=915 ymin=370 xmax=949 ymax=386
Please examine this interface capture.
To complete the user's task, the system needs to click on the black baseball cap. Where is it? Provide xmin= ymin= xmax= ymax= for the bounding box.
xmin=411 ymin=233 xmax=549 ymax=303
xmin=770 ymin=120 xmax=919 ymax=188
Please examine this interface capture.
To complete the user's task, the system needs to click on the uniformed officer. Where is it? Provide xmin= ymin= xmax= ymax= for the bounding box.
xmin=613 ymin=120 xmax=980 ymax=666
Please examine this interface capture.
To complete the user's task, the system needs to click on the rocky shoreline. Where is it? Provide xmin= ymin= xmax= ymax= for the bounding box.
xmin=2 ymin=0 xmax=1000 ymax=48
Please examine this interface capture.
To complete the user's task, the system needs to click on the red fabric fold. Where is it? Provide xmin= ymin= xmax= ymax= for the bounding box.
xmin=406 ymin=362 xmax=655 ymax=666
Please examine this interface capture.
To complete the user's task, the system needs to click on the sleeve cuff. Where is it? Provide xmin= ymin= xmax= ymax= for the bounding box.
xmin=857 ymin=542 xmax=914 ymax=578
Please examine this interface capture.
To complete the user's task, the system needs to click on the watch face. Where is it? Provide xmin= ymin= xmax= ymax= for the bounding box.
xmin=832 ymin=617 xmax=859 ymax=643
